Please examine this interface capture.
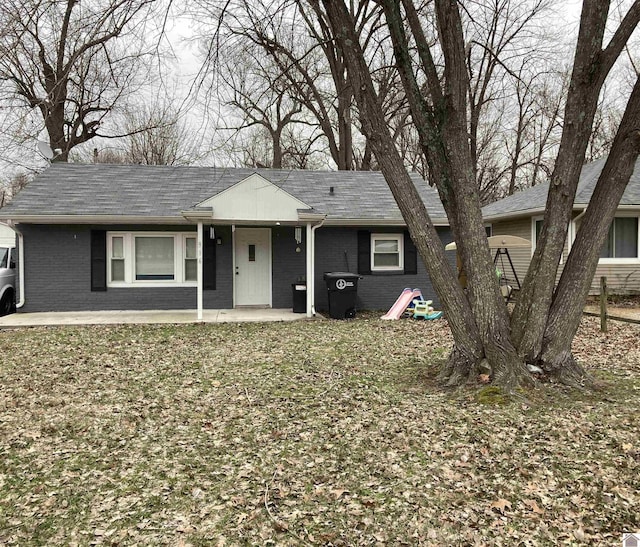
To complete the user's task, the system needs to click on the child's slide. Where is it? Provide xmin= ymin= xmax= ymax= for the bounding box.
xmin=381 ymin=288 xmax=423 ymax=320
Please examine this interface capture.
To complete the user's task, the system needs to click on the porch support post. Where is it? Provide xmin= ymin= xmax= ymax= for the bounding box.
xmin=197 ymin=221 xmax=203 ymax=321
xmin=306 ymin=223 xmax=313 ymax=317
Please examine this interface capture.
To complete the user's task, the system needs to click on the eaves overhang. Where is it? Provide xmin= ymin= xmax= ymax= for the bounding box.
xmin=0 ymin=214 xmax=191 ymax=225
xmin=322 ymin=217 xmax=449 ymax=227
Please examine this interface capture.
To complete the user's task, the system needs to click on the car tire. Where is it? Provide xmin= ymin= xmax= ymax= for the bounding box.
xmin=0 ymin=291 xmax=14 ymax=316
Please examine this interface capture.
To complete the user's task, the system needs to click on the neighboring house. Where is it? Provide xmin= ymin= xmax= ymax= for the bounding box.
xmin=483 ymin=157 xmax=640 ymax=295
xmin=0 ymin=223 xmax=16 ymax=247
xmin=0 ymin=164 xmax=453 ymax=316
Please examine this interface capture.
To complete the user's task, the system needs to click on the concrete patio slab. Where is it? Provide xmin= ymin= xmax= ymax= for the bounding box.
xmin=0 ymin=308 xmax=314 ymax=328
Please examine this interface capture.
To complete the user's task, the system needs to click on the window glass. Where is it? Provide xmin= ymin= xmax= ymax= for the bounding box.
xmin=614 ymin=217 xmax=638 ymax=258
xmin=600 ymin=217 xmax=638 ymax=258
xmin=135 ymin=236 xmax=174 ymax=280
xmin=372 ymin=236 xmax=401 ymax=269
xmin=185 ymin=237 xmax=196 ymax=259
xmin=184 ymin=237 xmax=197 ymax=281
xmin=112 ymin=236 xmax=124 ymax=258
xmin=110 ymin=237 xmax=125 ymax=282
xmin=535 ymin=219 xmax=543 ymax=243
xmin=0 ymin=248 xmax=7 ymax=269
xmin=111 ymin=259 xmax=125 ymax=282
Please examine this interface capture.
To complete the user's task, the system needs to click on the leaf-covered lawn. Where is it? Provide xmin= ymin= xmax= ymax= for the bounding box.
xmin=0 ymin=316 xmax=638 ymax=545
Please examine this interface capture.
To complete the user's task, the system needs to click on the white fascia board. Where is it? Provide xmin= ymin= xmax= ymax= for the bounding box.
xmin=482 ymin=208 xmax=547 ymax=222
xmin=323 ymin=217 xmax=450 ymax=227
xmin=0 ymin=215 xmax=190 ymax=225
xmin=182 ymin=208 xmax=214 ymax=221
xmin=297 ymin=212 xmax=327 ymax=222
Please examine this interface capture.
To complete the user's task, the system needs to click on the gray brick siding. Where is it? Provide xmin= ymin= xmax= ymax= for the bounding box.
xmin=16 ymin=223 xmax=452 ymax=313
xmin=314 ymin=227 xmax=453 ymax=311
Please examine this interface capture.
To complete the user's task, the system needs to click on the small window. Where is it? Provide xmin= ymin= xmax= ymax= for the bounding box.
xmin=248 ymin=244 xmax=256 ymax=262
xmin=111 ymin=236 xmax=125 ymax=282
xmin=532 ymin=217 xmax=544 ymax=257
xmin=0 ymin=248 xmax=7 ymax=269
xmin=371 ymin=234 xmax=403 ymax=271
xmin=184 ymin=236 xmax=197 ymax=281
xmin=600 ymin=217 xmax=638 ymax=259
xmin=135 ymin=236 xmax=175 ymax=281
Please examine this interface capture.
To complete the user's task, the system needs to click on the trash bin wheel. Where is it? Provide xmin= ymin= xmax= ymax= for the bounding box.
xmin=345 ymin=308 xmax=356 ymax=319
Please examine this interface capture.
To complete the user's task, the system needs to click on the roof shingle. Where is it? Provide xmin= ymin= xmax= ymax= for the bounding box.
xmin=0 ymin=164 xmax=448 ymax=224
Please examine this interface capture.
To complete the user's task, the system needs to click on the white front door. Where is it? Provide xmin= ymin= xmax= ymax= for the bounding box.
xmin=234 ymin=228 xmax=272 ymax=307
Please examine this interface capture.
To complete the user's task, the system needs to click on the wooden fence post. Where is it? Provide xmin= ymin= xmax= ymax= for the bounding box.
xmin=600 ymin=276 xmax=608 ymax=333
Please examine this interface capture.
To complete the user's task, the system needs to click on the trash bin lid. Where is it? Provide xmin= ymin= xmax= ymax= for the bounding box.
xmin=323 ymin=271 xmax=362 ymax=280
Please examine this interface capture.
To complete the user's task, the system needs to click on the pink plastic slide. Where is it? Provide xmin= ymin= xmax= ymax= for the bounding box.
xmin=381 ymin=288 xmax=423 ymax=320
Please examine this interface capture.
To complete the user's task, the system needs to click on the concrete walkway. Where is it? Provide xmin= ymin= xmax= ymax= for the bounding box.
xmin=0 ymin=308 xmax=313 ymax=328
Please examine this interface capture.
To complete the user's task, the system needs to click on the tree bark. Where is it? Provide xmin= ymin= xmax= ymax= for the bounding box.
xmin=539 ymin=76 xmax=640 ymax=383
xmin=511 ymin=0 xmax=640 ymax=363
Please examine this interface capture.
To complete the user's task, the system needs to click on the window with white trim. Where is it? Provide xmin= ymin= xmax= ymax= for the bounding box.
xmin=107 ymin=232 xmax=197 ymax=286
xmin=532 ymin=217 xmax=543 ymax=253
xmin=371 ymin=234 xmax=403 ymax=271
xmin=532 ymin=216 xmax=564 ymax=264
xmin=599 ymin=216 xmax=639 ymax=260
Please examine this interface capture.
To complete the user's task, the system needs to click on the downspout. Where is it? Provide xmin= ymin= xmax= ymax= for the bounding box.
xmin=307 ymin=218 xmax=325 ymax=317
xmin=6 ymin=221 xmax=24 ymax=308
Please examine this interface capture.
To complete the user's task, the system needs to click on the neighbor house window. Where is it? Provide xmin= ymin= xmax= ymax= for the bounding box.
xmin=532 ymin=216 xmax=564 ymax=263
xmin=107 ymin=232 xmax=197 ymax=286
xmin=371 ymin=234 xmax=403 ymax=271
xmin=600 ymin=217 xmax=639 ymax=259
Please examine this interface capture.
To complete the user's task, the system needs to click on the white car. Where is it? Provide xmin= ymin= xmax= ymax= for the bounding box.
xmin=0 ymin=245 xmax=16 ymax=316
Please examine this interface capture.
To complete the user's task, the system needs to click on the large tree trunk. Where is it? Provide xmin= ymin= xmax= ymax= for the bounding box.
xmin=511 ymin=0 xmax=640 ymax=363
xmin=317 ymin=0 xmax=640 ymax=391
xmin=322 ymin=0 xmax=534 ymax=389
xmin=539 ymin=76 xmax=640 ymax=384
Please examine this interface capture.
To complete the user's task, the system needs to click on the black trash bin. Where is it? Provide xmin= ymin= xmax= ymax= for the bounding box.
xmin=323 ymin=272 xmax=362 ymax=319
xmin=292 ymin=282 xmax=307 ymax=313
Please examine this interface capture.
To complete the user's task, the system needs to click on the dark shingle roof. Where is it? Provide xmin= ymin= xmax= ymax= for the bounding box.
xmin=483 ymin=157 xmax=640 ymax=219
xmin=0 ymin=164 xmax=448 ymax=224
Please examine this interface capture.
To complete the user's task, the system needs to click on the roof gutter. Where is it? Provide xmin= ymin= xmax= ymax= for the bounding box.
xmin=0 ymin=214 xmax=190 ymax=225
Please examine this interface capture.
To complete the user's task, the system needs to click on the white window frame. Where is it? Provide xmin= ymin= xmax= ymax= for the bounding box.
xmin=183 ymin=234 xmax=198 ymax=282
xmin=107 ymin=231 xmax=198 ymax=287
xmin=597 ymin=213 xmax=640 ymax=265
xmin=532 ymin=216 xmax=564 ymax=264
xmin=371 ymin=233 xmax=404 ymax=272
xmin=531 ymin=216 xmax=543 ymax=257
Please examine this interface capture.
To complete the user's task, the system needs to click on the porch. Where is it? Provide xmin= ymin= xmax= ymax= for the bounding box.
xmin=0 ymin=308 xmax=313 ymax=328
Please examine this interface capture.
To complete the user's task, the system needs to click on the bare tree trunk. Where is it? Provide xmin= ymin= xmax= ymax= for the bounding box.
xmin=539 ymin=76 xmax=640 ymax=384
xmin=511 ymin=0 xmax=640 ymax=363
xmin=321 ymin=0 xmax=535 ymax=389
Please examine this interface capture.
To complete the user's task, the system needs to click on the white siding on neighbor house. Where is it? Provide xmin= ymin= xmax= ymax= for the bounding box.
xmin=489 ymin=217 xmax=533 ymax=287
xmin=490 ymin=211 xmax=640 ymax=295
xmin=590 ymin=264 xmax=640 ymax=294
xmin=576 ymin=210 xmax=640 ymax=294
xmin=0 ymin=224 xmax=15 ymax=247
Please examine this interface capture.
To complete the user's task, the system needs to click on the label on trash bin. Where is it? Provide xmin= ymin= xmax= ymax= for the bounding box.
xmin=336 ymin=279 xmax=354 ymax=290
xmin=294 ymin=285 xmax=306 ymax=290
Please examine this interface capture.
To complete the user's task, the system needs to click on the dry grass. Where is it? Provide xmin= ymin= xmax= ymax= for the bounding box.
xmin=0 ymin=315 xmax=638 ymax=545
